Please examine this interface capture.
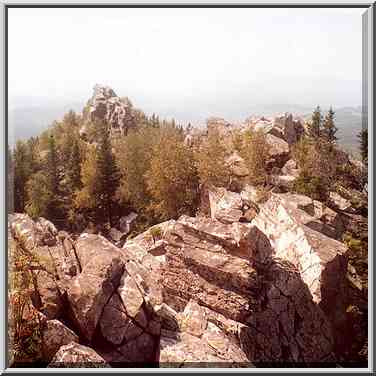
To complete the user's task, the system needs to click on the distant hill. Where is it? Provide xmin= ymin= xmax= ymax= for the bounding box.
xmin=8 ymin=101 xmax=363 ymax=157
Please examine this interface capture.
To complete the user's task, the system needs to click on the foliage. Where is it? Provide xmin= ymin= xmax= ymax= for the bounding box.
xmin=116 ymin=126 xmax=158 ymax=212
xmin=73 ymin=146 xmax=99 ymax=223
xmin=150 ymin=226 xmax=162 ymax=242
xmin=194 ymin=129 xmax=230 ymax=188
xmin=293 ymin=174 xmax=327 ymax=201
xmin=13 ymin=141 xmax=32 ymax=212
xmin=95 ymin=122 xmax=121 ymax=226
xmin=146 ymin=127 xmax=199 ymax=220
xmin=9 ymin=242 xmax=43 ymax=365
xmin=25 ymin=172 xmax=51 ymax=219
xmin=307 ymin=105 xmax=322 ymax=139
xmin=254 ymin=185 xmax=272 ymax=204
xmin=322 ymin=106 xmax=338 ymax=144
xmin=239 ymin=129 xmax=269 ymax=186
xmin=358 ymin=128 xmax=368 ymax=164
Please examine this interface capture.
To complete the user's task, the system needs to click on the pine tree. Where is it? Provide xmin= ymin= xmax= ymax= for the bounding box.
xmin=45 ymin=135 xmax=63 ymax=222
xmin=13 ymin=141 xmax=31 ymax=212
xmin=66 ymin=137 xmax=82 ymax=191
xmin=322 ymin=107 xmax=338 ymax=144
xmin=95 ymin=122 xmax=120 ymax=226
xmin=358 ymin=128 xmax=368 ymax=163
xmin=308 ymin=106 xmax=322 ymax=139
xmin=26 ymin=137 xmax=40 ymax=174
xmin=8 ymin=147 xmax=14 ymax=213
xmin=25 ymin=172 xmax=51 ymax=219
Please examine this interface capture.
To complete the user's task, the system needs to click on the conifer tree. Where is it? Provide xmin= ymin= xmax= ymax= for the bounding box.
xmin=13 ymin=141 xmax=31 ymax=212
xmin=66 ymin=137 xmax=83 ymax=191
xmin=95 ymin=122 xmax=120 ymax=226
xmin=8 ymin=147 xmax=14 ymax=213
xmin=308 ymin=106 xmax=322 ymax=139
xmin=25 ymin=172 xmax=51 ymax=219
xmin=358 ymin=128 xmax=368 ymax=164
xmin=45 ymin=135 xmax=64 ymax=223
xmin=322 ymin=107 xmax=338 ymax=144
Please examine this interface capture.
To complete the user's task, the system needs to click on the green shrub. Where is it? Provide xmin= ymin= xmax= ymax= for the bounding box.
xmin=150 ymin=226 xmax=162 ymax=241
xmin=9 ymin=244 xmax=44 ymax=365
xmin=293 ymin=174 xmax=328 ymax=201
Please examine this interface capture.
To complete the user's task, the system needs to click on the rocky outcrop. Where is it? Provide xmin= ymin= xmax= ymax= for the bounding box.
xmin=8 ymin=182 xmax=365 ymax=367
xmin=83 ymin=84 xmax=137 ymax=138
xmin=246 ymin=113 xmax=305 ymax=146
xmin=154 ymin=213 xmax=337 ymax=364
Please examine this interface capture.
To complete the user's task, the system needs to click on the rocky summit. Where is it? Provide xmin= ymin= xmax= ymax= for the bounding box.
xmin=8 ymin=86 xmax=368 ymax=368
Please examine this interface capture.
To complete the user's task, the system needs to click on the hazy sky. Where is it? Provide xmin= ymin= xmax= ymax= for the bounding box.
xmin=8 ymin=7 xmax=365 ymax=121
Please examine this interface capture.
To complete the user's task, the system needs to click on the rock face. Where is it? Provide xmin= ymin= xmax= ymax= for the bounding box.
xmin=83 ymin=84 xmax=137 ymax=137
xmin=253 ymin=193 xmax=348 ymax=305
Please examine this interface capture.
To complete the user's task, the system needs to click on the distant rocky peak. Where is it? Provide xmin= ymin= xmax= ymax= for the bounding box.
xmin=81 ymin=85 xmax=137 ymax=139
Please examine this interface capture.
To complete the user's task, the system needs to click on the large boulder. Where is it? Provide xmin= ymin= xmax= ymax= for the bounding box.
xmin=10 ymin=213 xmax=41 ymax=251
xmin=208 ymin=187 xmax=259 ymax=225
xmin=265 ymin=134 xmax=290 ymax=168
xmin=253 ymin=193 xmax=348 ymax=305
xmin=48 ymin=342 xmax=109 ymax=367
xmin=159 ymin=299 xmax=251 ymax=366
xmin=41 ymin=319 xmax=79 ymax=362
xmin=119 ymin=212 xmax=138 ymax=234
xmin=66 ymin=235 xmax=126 ymax=341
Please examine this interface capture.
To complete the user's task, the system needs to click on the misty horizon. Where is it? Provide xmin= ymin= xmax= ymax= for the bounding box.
xmin=9 ymin=7 xmax=364 ymax=121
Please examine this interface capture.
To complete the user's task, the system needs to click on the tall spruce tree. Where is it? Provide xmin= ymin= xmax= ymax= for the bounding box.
xmin=308 ymin=106 xmax=322 ymax=139
xmin=322 ymin=107 xmax=338 ymax=144
xmin=8 ymin=147 xmax=14 ymax=213
xmin=358 ymin=128 xmax=368 ymax=164
xmin=13 ymin=141 xmax=31 ymax=212
xmin=95 ymin=122 xmax=120 ymax=226
xmin=66 ymin=137 xmax=82 ymax=191
xmin=46 ymin=135 xmax=63 ymax=222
